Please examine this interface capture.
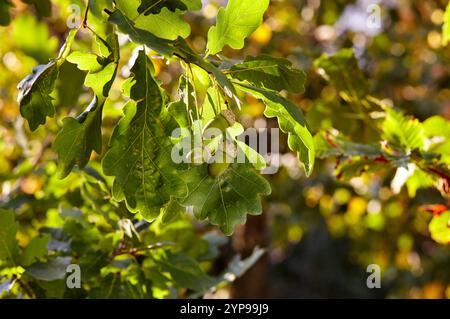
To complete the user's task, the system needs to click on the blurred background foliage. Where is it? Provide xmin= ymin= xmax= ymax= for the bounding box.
xmin=0 ymin=0 xmax=449 ymax=298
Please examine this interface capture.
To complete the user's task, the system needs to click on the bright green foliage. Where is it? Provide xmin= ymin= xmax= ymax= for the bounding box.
xmin=136 ymin=8 xmax=191 ymax=40
xmin=429 ymin=211 xmax=450 ymax=244
xmin=182 ymin=164 xmax=271 ymax=235
xmin=228 ymin=55 xmax=307 ymax=93
xmin=108 ymin=8 xmax=175 ymax=55
xmin=443 ymin=1 xmax=450 ymax=46
xmin=115 ymin=0 xmax=191 ymax=40
xmin=7 ymin=0 xmax=450 ymax=301
xmin=17 ymin=29 xmax=77 ymax=131
xmin=315 ymin=132 xmax=383 ymax=159
xmin=53 ymin=96 xmax=104 ymax=178
xmin=102 ymin=50 xmax=186 ymax=220
xmin=313 ymin=49 xmax=450 ymax=230
xmin=207 ymin=0 xmax=270 ymax=54
xmin=237 ymin=84 xmax=315 ymax=176
xmin=20 ymin=234 xmax=51 ymax=267
xmin=66 ymin=50 xmax=117 ymax=98
xmin=54 ymin=34 xmax=118 ymax=178
xmin=17 ymin=61 xmax=58 ymax=131
xmin=382 ymin=107 xmax=425 ymax=151
xmin=423 ymin=116 xmax=450 ymax=164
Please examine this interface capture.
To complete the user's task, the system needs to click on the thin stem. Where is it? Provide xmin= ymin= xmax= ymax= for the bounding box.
xmin=82 ymin=0 xmax=89 ymax=28
xmin=188 ymin=64 xmax=201 ymax=120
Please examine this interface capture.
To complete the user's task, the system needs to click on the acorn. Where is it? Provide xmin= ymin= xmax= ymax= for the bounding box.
xmin=208 ymin=161 xmax=230 ymax=177
xmin=207 ymin=143 xmax=236 ymax=177
xmin=203 ymin=110 xmax=236 ymax=136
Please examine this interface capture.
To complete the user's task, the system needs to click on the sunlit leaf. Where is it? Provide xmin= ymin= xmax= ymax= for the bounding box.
xmin=182 ymin=164 xmax=271 ymax=235
xmin=382 ymin=107 xmax=424 ymax=151
xmin=429 ymin=211 xmax=450 ymax=244
xmin=53 ymin=96 xmax=104 ymax=178
xmin=102 ymin=50 xmax=186 ymax=220
xmin=207 ymin=0 xmax=270 ymax=55
xmin=228 ymin=55 xmax=306 ymax=93
xmin=443 ymin=1 xmax=450 ymax=46
xmin=237 ymin=84 xmax=315 ymax=176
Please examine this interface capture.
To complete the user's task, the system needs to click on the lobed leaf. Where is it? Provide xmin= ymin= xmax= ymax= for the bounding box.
xmin=237 ymin=84 xmax=315 ymax=176
xmin=53 ymin=96 xmax=104 ymax=178
xmin=17 ymin=61 xmax=58 ymax=131
xmin=227 ymin=55 xmax=306 ymax=94
xmin=382 ymin=107 xmax=425 ymax=151
xmin=429 ymin=211 xmax=450 ymax=244
xmin=17 ymin=29 xmax=77 ymax=131
xmin=207 ymin=0 xmax=270 ymax=55
xmin=102 ymin=50 xmax=186 ymax=220
xmin=182 ymin=164 xmax=271 ymax=235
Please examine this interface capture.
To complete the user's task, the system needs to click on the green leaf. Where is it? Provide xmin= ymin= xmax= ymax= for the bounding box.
xmin=20 ymin=234 xmax=51 ymax=267
xmin=405 ymin=168 xmax=435 ymax=197
xmin=443 ymin=1 xmax=450 ymax=46
xmin=53 ymin=96 xmax=104 ymax=178
xmin=429 ymin=211 xmax=450 ymax=244
xmin=182 ymin=164 xmax=271 ymax=235
xmin=382 ymin=107 xmax=424 ymax=151
xmin=156 ymin=251 xmax=213 ymax=291
xmin=207 ymin=0 xmax=270 ymax=55
xmin=89 ymin=0 xmax=114 ymax=20
xmin=56 ymin=62 xmax=86 ymax=108
xmin=167 ymin=75 xmax=198 ymax=129
xmin=67 ymin=52 xmax=117 ymax=97
xmin=108 ymin=8 xmax=238 ymax=99
xmin=160 ymin=197 xmax=186 ymax=224
xmin=102 ymin=50 xmax=186 ymax=220
xmin=17 ymin=61 xmax=58 ymax=131
xmin=228 ymin=55 xmax=306 ymax=93
xmin=138 ymin=0 xmax=187 ymax=15
xmin=423 ymin=116 xmax=450 ymax=163
xmin=17 ymin=30 xmax=77 ymax=131
xmin=237 ymin=84 xmax=315 ymax=176
xmin=135 ymin=8 xmax=191 ymax=40
xmin=0 ymin=209 xmax=19 ymax=265
xmin=108 ymin=8 xmax=175 ymax=56
xmin=55 ymin=40 xmax=117 ymax=178
xmin=314 ymin=131 xmax=383 ymax=159
xmin=314 ymin=49 xmax=369 ymax=101
xmin=26 ymin=256 xmax=72 ymax=281
xmin=226 ymin=123 xmax=267 ymax=170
